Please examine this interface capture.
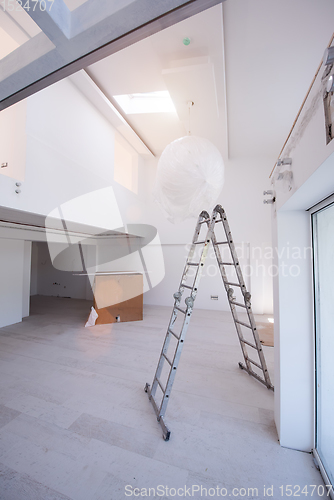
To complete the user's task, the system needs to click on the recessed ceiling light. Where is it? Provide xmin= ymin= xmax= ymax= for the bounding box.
xmin=113 ymin=91 xmax=176 ymax=115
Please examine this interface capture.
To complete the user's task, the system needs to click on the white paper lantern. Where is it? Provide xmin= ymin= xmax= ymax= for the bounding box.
xmin=154 ymin=136 xmax=224 ymax=223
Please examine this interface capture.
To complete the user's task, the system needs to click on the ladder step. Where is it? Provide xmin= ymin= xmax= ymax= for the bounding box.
xmin=187 ymin=262 xmax=200 ymax=266
xmin=235 ymin=319 xmax=252 ymax=329
xmin=168 ymin=328 xmax=180 ymax=340
xmin=194 ymin=240 xmax=206 ymax=245
xmin=182 ymin=284 xmax=193 ymax=290
xmin=225 ymin=282 xmax=242 ymax=287
xmin=156 ymin=377 xmax=166 ymax=393
xmin=238 ymin=363 xmax=272 ymax=390
xmin=247 ymin=358 xmax=262 ymax=370
xmin=162 ymin=352 xmax=173 ymax=366
xmin=199 ymin=218 xmax=210 ymax=224
xmin=241 ymin=338 xmax=257 ymax=349
xmin=215 ymin=241 xmax=229 ymax=245
xmin=175 ymin=306 xmax=186 ymax=315
xmin=230 ymin=301 xmax=247 ymax=309
xmin=218 ymin=261 xmax=234 ymax=266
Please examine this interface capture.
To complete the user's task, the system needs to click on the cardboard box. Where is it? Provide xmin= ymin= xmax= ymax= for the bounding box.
xmin=93 ymin=273 xmax=143 ymax=324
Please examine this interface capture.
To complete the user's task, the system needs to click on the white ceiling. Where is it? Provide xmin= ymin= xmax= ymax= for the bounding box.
xmin=86 ymin=4 xmax=227 ymax=158
xmin=224 ymin=0 xmax=334 ymax=159
xmin=83 ymin=0 xmax=334 ymax=162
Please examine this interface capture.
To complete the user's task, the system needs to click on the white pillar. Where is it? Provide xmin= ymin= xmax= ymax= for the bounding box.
xmin=273 ymin=210 xmax=315 ymax=451
xmin=0 ymin=238 xmax=24 ymax=327
xmin=22 ymin=241 xmax=32 ymax=318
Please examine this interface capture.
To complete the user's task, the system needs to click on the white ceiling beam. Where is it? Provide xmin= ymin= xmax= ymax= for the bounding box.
xmin=69 ymin=69 xmax=155 ymax=157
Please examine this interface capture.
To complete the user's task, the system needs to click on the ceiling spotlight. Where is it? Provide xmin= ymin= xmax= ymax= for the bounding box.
xmin=327 ymin=74 xmax=334 ymax=93
xmin=183 ymin=37 xmax=191 ymax=46
xmin=323 ymin=46 xmax=334 ymax=66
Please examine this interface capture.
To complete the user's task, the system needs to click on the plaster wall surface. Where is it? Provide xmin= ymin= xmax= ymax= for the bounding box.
xmin=0 ymin=78 xmax=116 ymax=225
xmin=22 ymin=241 xmax=32 ymax=318
xmin=137 ymin=156 xmax=273 ymax=314
xmin=0 ymin=99 xmax=27 ymax=182
xmin=0 ymin=238 xmax=24 ymax=328
xmin=271 ymin=53 xmax=334 ymax=451
xmin=33 ymin=242 xmax=93 ymax=300
xmin=30 ymin=242 xmax=39 ymax=296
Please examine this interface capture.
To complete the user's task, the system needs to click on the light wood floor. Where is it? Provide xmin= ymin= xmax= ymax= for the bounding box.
xmin=0 ymin=296 xmax=323 ymax=499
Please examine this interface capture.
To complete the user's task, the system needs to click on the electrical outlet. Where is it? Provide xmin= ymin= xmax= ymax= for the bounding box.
xmin=210 ymin=295 xmax=218 ymax=300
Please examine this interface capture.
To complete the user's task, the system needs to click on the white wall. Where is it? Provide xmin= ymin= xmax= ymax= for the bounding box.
xmin=30 ymin=242 xmax=38 ymax=296
xmin=0 ymin=99 xmax=27 ymax=182
xmin=0 ymin=239 xmax=24 ymax=328
xmin=275 ymin=210 xmax=314 ymax=451
xmin=272 ymin=52 xmax=334 ymax=451
xmin=0 ymin=76 xmax=147 ymax=326
xmin=22 ymin=241 xmax=32 ymax=317
xmin=0 ymin=78 xmax=116 ymax=223
xmin=34 ymin=242 xmax=93 ymax=300
xmin=126 ymin=156 xmax=274 ymax=314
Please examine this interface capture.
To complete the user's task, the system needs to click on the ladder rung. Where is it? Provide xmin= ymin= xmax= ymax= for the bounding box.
xmin=218 ymin=261 xmax=234 ymax=266
xmin=162 ymin=352 xmax=173 ymax=366
xmin=215 ymin=241 xmax=228 ymax=245
xmin=194 ymin=240 xmax=206 ymax=245
xmin=241 ymin=338 xmax=257 ymax=349
xmin=225 ymin=282 xmax=242 ymax=287
xmin=182 ymin=284 xmax=193 ymax=290
xmin=168 ymin=328 xmax=180 ymax=340
xmin=199 ymin=218 xmax=210 ymax=224
xmin=235 ymin=319 xmax=252 ymax=329
xmin=187 ymin=262 xmax=199 ymax=266
xmin=175 ymin=306 xmax=186 ymax=315
xmin=230 ymin=301 xmax=247 ymax=309
xmin=247 ymin=358 xmax=262 ymax=370
xmin=156 ymin=377 xmax=166 ymax=393
xmin=238 ymin=363 xmax=272 ymax=390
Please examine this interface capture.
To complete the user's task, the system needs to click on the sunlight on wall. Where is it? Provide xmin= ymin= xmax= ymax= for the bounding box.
xmin=114 ymin=134 xmax=138 ymax=194
xmin=0 ymin=28 xmax=19 ymax=60
xmin=0 ymin=99 xmax=27 ymax=181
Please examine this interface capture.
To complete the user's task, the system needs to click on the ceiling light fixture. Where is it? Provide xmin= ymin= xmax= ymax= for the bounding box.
xmin=276 ymin=158 xmax=292 ymax=167
xmin=326 ymin=74 xmax=334 ymax=93
xmin=323 ymin=46 xmax=334 ymax=66
xmin=113 ymin=91 xmax=176 ymax=115
xmin=183 ymin=37 xmax=191 ymax=46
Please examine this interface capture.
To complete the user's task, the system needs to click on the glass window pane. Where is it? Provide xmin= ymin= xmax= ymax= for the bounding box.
xmin=313 ymin=201 xmax=334 ymax=487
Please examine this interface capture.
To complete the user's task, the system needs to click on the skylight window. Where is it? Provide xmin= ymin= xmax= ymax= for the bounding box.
xmin=113 ymin=91 xmax=176 ymax=115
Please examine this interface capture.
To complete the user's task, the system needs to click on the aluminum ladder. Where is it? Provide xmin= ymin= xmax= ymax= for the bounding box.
xmin=145 ymin=205 xmax=273 ymax=441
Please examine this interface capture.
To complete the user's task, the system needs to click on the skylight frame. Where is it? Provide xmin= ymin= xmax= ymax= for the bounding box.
xmin=113 ymin=91 xmax=177 ymax=115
